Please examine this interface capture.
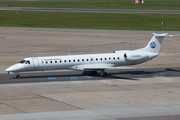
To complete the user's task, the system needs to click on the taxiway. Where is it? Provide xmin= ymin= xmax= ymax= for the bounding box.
xmin=0 ymin=7 xmax=180 ymax=14
xmin=0 ymin=27 xmax=180 ymax=120
xmin=1 ymin=67 xmax=180 ymax=84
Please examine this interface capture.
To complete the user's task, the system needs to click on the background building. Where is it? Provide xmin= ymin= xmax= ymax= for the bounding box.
xmin=135 ymin=0 xmax=144 ymax=4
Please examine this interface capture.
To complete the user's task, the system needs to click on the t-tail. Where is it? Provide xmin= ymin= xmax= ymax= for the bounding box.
xmin=135 ymin=33 xmax=173 ymax=54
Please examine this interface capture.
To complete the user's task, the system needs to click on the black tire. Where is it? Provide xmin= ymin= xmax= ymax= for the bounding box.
xmin=16 ymin=74 xmax=20 ymax=79
xmin=103 ymin=72 xmax=107 ymax=77
xmin=100 ymin=72 xmax=107 ymax=77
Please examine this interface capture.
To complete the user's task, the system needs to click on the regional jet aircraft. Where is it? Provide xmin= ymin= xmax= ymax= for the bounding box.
xmin=5 ymin=33 xmax=174 ymax=78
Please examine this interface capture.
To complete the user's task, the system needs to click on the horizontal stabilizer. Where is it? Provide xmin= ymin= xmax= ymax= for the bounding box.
xmin=152 ymin=33 xmax=179 ymax=37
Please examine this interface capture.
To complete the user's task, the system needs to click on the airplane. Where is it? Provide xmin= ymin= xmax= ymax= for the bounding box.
xmin=5 ymin=33 xmax=174 ymax=78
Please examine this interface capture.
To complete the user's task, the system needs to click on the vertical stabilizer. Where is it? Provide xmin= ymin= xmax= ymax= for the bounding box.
xmin=135 ymin=33 xmax=172 ymax=54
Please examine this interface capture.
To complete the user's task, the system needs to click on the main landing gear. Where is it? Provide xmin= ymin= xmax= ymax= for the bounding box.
xmin=82 ymin=70 xmax=107 ymax=77
xmin=16 ymin=74 xmax=20 ymax=79
xmin=99 ymin=70 xmax=107 ymax=77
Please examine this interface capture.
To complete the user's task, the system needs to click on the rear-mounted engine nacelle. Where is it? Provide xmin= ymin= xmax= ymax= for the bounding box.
xmin=124 ymin=53 xmax=149 ymax=62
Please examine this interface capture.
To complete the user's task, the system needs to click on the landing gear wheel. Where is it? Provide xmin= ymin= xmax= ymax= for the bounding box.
xmin=103 ymin=72 xmax=107 ymax=77
xmin=98 ymin=70 xmax=107 ymax=77
xmin=16 ymin=74 xmax=20 ymax=79
xmin=100 ymin=71 xmax=107 ymax=77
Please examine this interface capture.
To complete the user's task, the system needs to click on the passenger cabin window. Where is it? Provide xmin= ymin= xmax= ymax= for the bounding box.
xmin=69 ymin=60 xmax=71 ymax=62
xmin=113 ymin=57 xmax=115 ymax=60
xmin=82 ymin=59 xmax=84 ymax=62
xmin=64 ymin=60 xmax=66 ymax=62
xmin=46 ymin=61 xmax=48 ymax=64
xmin=87 ymin=59 xmax=89 ymax=61
xmin=60 ymin=60 xmax=62 ymax=63
xmin=73 ymin=60 xmax=75 ymax=62
xmin=105 ymin=58 xmax=107 ymax=60
xmin=50 ymin=61 xmax=52 ymax=63
xmin=55 ymin=61 xmax=57 ymax=63
xmin=96 ymin=58 xmax=98 ymax=61
xmin=117 ymin=57 xmax=120 ymax=59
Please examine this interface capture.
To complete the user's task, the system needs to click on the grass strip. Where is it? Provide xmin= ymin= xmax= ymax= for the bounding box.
xmin=0 ymin=11 xmax=180 ymax=31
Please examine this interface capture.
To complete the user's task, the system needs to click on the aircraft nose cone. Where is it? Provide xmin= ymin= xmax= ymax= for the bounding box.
xmin=5 ymin=64 xmax=25 ymax=73
xmin=5 ymin=68 xmax=9 ymax=72
xmin=5 ymin=65 xmax=17 ymax=72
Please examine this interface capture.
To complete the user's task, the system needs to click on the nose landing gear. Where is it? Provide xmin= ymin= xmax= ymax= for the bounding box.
xmin=16 ymin=74 xmax=20 ymax=79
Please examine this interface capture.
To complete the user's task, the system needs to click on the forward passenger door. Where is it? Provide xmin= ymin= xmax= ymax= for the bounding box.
xmin=32 ymin=58 xmax=39 ymax=70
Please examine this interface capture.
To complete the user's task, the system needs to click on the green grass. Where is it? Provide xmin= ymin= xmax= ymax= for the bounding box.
xmin=0 ymin=0 xmax=180 ymax=10
xmin=0 ymin=11 xmax=180 ymax=31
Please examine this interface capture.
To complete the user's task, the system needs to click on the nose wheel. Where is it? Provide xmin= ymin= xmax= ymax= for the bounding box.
xmin=16 ymin=74 xmax=20 ymax=79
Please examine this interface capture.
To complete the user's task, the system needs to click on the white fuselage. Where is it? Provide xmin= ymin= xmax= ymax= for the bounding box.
xmin=5 ymin=51 xmax=157 ymax=74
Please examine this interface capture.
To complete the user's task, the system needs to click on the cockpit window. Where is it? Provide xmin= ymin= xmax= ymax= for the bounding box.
xmin=26 ymin=61 xmax=30 ymax=64
xmin=19 ymin=60 xmax=26 ymax=63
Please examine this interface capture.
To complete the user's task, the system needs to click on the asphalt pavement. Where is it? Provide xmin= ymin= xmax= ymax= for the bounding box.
xmin=1 ymin=67 xmax=180 ymax=84
xmin=0 ymin=7 xmax=180 ymax=14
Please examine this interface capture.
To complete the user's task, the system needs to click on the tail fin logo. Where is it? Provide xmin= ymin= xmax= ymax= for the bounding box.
xmin=150 ymin=41 xmax=156 ymax=49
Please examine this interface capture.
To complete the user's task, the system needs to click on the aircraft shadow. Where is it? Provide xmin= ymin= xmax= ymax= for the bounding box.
xmin=11 ymin=72 xmax=137 ymax=81
xmin=11 ymin=67 xmax=180 ymax=82
xmin=165 ymin=68 xmax=180 ymax=72
xmin=115 ymin=67 xmax=180 ymax=75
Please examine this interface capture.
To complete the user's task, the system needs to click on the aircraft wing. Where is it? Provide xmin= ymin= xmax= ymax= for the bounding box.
xmin=84 ymin=66 xmax=134 ymax=71
xmin=71 ymin=64 xmax=134 ymax=71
